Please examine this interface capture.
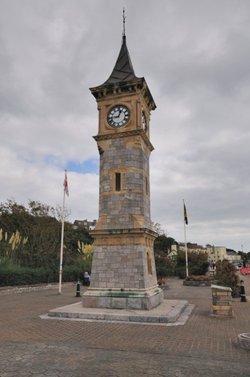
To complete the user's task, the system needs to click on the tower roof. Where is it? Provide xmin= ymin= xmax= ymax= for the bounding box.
xmin=90 ymin=27 xmax=156 ymax=110
xmin=102 ymin=35 xmax=140 ymax=85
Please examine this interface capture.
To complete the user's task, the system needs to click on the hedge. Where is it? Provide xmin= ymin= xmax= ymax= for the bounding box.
xmin=0 ymin=264 xmax=86 ymax=286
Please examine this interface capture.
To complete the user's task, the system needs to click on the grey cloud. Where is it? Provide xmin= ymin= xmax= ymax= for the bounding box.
xmin=1 ymin=0 xmax=250 ymax=250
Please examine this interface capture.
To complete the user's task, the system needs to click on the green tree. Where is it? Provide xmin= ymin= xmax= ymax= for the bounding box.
xmin=238 ymin=251 xmax=250 ymax=267
xmin=154 ymin=234 xmax=177 ymax=277
xmin=154 ymin=235 xmax=176 ymax=255
xmin=63 ymin=224 xmax=93 ymax=264
xmin=176 ymin=250 xmax=209 ymax=278
xmin=0 ymin=199 xmax=93 ymax=272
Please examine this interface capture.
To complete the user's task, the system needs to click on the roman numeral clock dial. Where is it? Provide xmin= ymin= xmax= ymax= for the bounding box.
xmin=107 ymin=105 xmax=130 ymax=128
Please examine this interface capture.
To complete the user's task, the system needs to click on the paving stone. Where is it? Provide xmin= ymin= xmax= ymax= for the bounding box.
xmin=0 ymin=278 xmax=249 ymax=376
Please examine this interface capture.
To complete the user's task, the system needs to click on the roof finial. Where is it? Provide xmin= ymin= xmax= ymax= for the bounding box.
xmin=122 ymin=8 xmax=126 ymax=38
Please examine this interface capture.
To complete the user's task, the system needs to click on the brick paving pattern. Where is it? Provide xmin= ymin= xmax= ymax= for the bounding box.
xmin=0 ymin=276 xmax=249 ymax=376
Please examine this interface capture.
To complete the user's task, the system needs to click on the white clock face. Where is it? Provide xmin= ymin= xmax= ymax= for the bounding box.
xmin=107 ymin=105 xmax=130 ymax=128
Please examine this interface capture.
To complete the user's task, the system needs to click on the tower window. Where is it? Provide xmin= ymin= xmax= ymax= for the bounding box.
xmin=115 ymin=172 xmax=121 ymax=191
xmin=147 ymin=251 xmax=153 ymax=275
xmin=145 ymin=177 xmax=149 ymax=195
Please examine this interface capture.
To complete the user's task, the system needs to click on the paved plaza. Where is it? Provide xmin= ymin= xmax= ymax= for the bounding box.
xmin=0 ymin=276 xmax=249 ymax=377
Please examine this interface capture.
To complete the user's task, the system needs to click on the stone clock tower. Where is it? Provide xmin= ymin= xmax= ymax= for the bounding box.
xmin=82 ymin=26 xmax=163 ymax=310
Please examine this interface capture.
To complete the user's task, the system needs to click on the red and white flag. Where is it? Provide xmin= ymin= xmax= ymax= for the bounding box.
xmin=64 ymin=170 xmax=69 ymax=196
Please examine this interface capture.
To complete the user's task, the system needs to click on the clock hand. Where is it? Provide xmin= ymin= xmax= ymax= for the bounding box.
xmin=114 ymin=110 xmax=122 ymax=119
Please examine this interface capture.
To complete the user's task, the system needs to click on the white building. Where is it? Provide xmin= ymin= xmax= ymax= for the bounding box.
xmin=170 ymin=243 xmax=241 ymax=265
xmin=206 ymin=246 xmax=241 ymax=264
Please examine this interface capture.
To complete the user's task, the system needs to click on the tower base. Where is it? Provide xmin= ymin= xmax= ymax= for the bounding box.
xmin=82 ymin=286 xmax=164 ymax=310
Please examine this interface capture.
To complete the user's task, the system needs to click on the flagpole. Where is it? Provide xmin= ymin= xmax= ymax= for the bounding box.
xmin=58 ymin=188 xmax=65 ymax=294
xmin=183 ymin=199 xmax=189 ymax=277
xmin=58 ymin=170 xmax=68 ymax=294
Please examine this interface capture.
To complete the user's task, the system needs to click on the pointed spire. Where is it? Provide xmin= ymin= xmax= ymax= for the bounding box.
xmin=90 ymin=10 xmax=156 ymax=111
xmin=122 ymin=7 xmax=126 ymax=38
xmin=103 ymin=38 xmax=138 ymax=85
xmin=101 ymin=9 xmax=139 ymax=86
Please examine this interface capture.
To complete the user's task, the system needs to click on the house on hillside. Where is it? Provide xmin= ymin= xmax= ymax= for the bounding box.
xmin=73 ymin=219 xmax=96 ymax=231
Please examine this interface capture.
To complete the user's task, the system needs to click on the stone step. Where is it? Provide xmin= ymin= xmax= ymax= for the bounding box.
xmin=44 ymin=299 xmax=191 ymax=325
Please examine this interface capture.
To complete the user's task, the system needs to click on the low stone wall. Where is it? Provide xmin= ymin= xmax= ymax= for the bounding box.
xmin=183 ymin=280 xmax=211 ymax=287
xmin=0 ymin=282 xmax=73 ymax=295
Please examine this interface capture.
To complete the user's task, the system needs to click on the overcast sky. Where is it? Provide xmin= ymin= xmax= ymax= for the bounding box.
xmin=1 ymin=0 xmax=250 ymax=251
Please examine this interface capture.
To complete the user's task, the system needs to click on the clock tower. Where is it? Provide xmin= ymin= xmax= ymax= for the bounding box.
xmin=82 ymin=24 xmax=163 ymax=310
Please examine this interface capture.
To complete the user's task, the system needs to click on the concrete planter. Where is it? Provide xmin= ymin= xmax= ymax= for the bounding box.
xmin=183 ymin=280 xmax=211 ymax=287
xmin=238 ymin=333 xmax=250 ymax=350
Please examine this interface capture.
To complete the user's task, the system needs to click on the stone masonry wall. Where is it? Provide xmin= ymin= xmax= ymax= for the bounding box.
xmin=90 ymin=242 xmax=157 ymax=290
xmin=97 ymin=135 xmax=152 ymax=230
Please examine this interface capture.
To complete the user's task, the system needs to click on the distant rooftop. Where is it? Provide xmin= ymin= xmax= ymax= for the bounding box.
xmin=73 ymin=219 xmax=96 ymax=230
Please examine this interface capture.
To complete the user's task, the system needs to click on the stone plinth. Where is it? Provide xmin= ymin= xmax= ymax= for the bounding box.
xmin=82 ymin=227 xmax=163 ymax=311
xmin=46 ymin=299 xmax=191 ymax=325
xmin=210 ymin=285 xmax=233 ymax=318
xmin=82 ymin=286 xmax=163 ymax=310
xmin=89 ymin=228 xmax=158 ymax=290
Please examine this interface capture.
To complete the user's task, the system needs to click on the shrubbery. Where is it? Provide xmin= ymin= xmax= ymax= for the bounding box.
xmin=0 ymin=258 xmax=88 ymax=286
xmin=154 ymin=234 xmax=210 ymax=279
xmin=155 ymin=257 xmax=176 ymax=278
xmin=0 ymin=263 xmax=54 ymax=286
xmin=0 ymin=199 xmax=94 ymax=286
xmin=175 ymin=250 xmax=209 ymax=278
xmin=214 ymin=260 xmax=240 ymax=296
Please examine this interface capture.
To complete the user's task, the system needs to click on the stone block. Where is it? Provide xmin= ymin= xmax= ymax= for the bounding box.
xmin=129 ymin=315 xmax=159 ymax=323
xmin=82 ymin=297 xmax=97 ymax=308
xmin=104 ymin=313 xmax=130 ymax=322
xmin=80 ymin=312 xmax=105 ymax=320
xmin=127 ymin=297 xmax=143 ymax=309
xmin=211 ymin=284 xmax=233 ymax=317
xmin=97 ymin=296 xmax=112 ymax=308
xmin=111 ymin=297 xmax=127 ymax=309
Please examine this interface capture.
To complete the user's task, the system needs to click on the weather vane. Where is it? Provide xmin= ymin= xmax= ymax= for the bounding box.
xmin=122 ymin=8 xmax=126 ymax=37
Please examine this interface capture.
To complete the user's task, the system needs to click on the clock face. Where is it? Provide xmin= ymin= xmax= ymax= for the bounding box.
xmin=107 ymin=105 xmax=130 ymax=128
xmin=142 ymin=111 xmax=147 ymax=131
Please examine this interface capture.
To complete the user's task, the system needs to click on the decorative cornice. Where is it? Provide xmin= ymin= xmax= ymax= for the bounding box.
xmin=93 ymin=129 xmax=154 ymax=151
xmin=90 ymin=227 xmax=158 ymax=238
xmin=90 ymin=78 xmax=156 ymax=111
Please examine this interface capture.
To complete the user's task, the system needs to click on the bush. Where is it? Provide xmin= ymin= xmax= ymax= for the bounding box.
xmin=62 ymin=264 xmax=83 ymax=282
xmin=0 ymin=265 xmax=85 ymax=287
xmin=156 ymin=264 xmax=175 ymax=278
xmin=0 ymin=264 xmax=56 ymax=286
xmin=176 ymin=251 xmax=209 ymax=278
xmin=215 ymin=261 xmax=240 ymax=296
xmin=0 ymin=259 xmax=89 ymax=286
xmin=175 ymin=266 xmax=186 ymax=279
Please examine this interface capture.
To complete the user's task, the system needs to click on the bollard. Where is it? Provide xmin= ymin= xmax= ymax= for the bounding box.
xmin=240 ymin=280 xmax=247 ymax=302
xmin=76 ymin=280 xmax=81 ymax=297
